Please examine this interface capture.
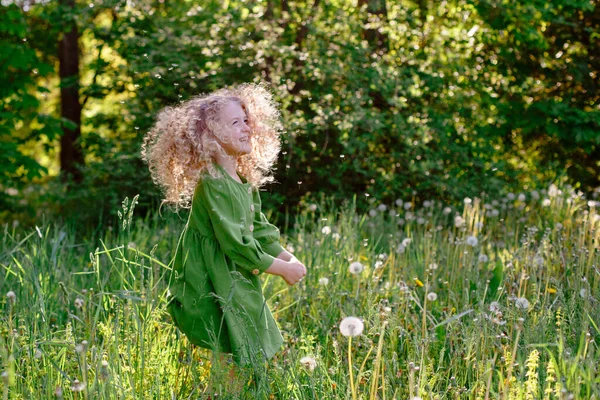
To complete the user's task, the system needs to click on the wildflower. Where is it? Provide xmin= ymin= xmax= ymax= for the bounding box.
xmin=396 ymin=244 xmax=405 ymax=254
xmin=403 ymin=202 xmax=412 ymax=210
xmin=464 ymin=197 xmax=472 ymax=204
xmin=374 ymin=260 xmax=384 ymax=269
xmin=395 ymin=199 xmax=403 ymax=207
xmin=318 ymin=277 xmax=329 ymax=286
xmin=414 ymin=278 xmax=424 ymax=287
xmin=555 ymin=223 xmax=563 ymax=230
xmin=542 ymin=198 xmax=551 ymax=207
xmin=466 ymin=236 xmax=478 ymax=247
xmin=377 ymin=204 xmax=387 ymax=212
xmin=321 ymin=226 xmax=331 ymax=235
xmin=377 ymin=253 xmax=387 ymax=260
xmin=6 ymin=291 xmax=16 ymax=303
xmin=548 ymin=184 xmax=559 ymax=198
xmin=397 ymin=218 xmax=405 ymax=226
xmin=454 ymin=215 xmax=465 ymax=227
xmin=286 ymin=244 xmax=295 ymax=253
xmin=475 ymin=222 xmax=484 ymax=229
xmin=339 ymin=317 xmax=364 ymax=337
xmin=299 ymin=356 xmax=317 ymax=372
xmin=530 ymin=190 xmax=540 ymax=199
xmin=54 ymin=386 xmax=63 ymax=398
xmin=405 ymin=211 xmax=415 ymax=221
xmin=518 ymin=193 xmax=526 ymax=202
xmin=478 ymin=254 xmax=489 ymax=263
xmin=417 ymin=217 xmax=426 ymax=225
xmin=427 ymin=292 xmax=438 ymax=302
xmin=308 ymin=204 xmax=318 ymax=212
xmin=515 ymin=297 xmax=530 ymax=309
xmin=100 ymin=360 xmax=110 ymax=380
xmin=71 ymin=378 xmax=85 ymax=392
xmin=507 ymin=193 xmax=516 ymax=201
xmin=533 ymin=255 xmax=544 ymax=267
xmin=443 ymin=206 xmax=452 ymax=214
xmin=348 ymin=262 xmax=364 ymax=275
xmin=402 ymin=238 xmax=412 ymax=247
xmin=491 ymin=209 xmax=500 ymax=217
xmin=368 ymin=209 xmax=377 ymax=217
xmin=74 ymin=298 xmax=84 ymax=309
xmin=332 ymin=232 xmax=341 ymax=240
xmin=429 ymin=263 xmax=438 ymax=270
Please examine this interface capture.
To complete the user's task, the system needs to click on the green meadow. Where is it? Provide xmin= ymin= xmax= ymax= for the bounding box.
xmin=1 ymin=185 xmax=599 ymax=399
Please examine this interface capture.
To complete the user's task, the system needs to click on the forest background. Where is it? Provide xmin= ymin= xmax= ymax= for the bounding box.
xmin=1 ymin=0 xmax=599 ymax=233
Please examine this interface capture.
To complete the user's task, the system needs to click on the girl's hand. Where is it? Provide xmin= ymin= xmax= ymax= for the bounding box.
xmin=281 ymin=261 xmax=306 ymax=286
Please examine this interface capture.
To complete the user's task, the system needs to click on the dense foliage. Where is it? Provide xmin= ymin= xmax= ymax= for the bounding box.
xmin=1 ymin=0 xmax=598 ymax=230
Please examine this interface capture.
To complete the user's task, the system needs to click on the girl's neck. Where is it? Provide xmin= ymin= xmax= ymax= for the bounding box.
xmin=214 ymin=154 xmax=241 ymax=182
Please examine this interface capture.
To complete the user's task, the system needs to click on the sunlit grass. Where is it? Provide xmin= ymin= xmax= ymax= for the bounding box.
xmin=1 ymin=185 xmax=599 ymax=399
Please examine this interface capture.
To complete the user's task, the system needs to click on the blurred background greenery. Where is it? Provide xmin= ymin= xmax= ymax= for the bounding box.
xmin=1 ymin=0 xmax=598 ymax=234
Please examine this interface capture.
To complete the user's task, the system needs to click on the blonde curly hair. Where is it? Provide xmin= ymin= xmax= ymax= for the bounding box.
xmin=141 ymin=82 xmax=283 ymax=212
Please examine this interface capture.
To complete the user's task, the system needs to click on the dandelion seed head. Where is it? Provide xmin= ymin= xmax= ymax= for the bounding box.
xmin=402 ymin=238 xmax=412 ymax=247
xmin=332 ymin=232 xmax=341 ymax=240
xmin=403 ymin=202 xmax=412 ymax=210
xmin=74 ymin=298 xmax=84 ymax=309
xmin=318 ymin=277 xmax=329 ymax=286
xmin=377 ymin=204 xmax=387 ymax=212
xmin=464 ymin=197 xmax=472 ymax=204
xmin=395 ymin=199 xmax=403 ymax=207
xmin=478 ymin=254 xmax=489 ymax=263
xmin=542 ymin=198 xmax=551 ymax=207
xmin=308 ymin=203 xmax=318 ymax=211
xmin=466 ymin=236 xmax=478 ymax=247
xmin=348 ymin=262 xmax=364 ymax=275
xmin=321 ymin=226 xmax=331 ymax=235
xmin=339 ymin=316 xmax=364 ymax=337
xmin=443 ymin=206 xmax=452 ymax=214
xmin=427 ymin=292 xmax=438 ymax=302
xmin=299 ymin=356 xmax=317 ymax=372
xmin=6 ymin=291 xmax=16 ymax=302
xmin=368 ymin=209 xmax=377 ymax=217
xmin=515 ymin=297 xmax=530 ymax=309
xmin=454 ymin=215 xmax=465 ymax=227
xmin=489 ymin=301 xmax=501 ymax=313
xmin=71 ymin=378 xmax=85 ymax=392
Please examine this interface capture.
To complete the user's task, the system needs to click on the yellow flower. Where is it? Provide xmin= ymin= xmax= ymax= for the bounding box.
xmin=414 ymin=278 xmax=424 ymax=287
xmin=547 ymin=287 xmax=557 ymax=294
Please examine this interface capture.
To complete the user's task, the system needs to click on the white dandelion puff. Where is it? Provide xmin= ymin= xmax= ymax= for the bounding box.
xmin=378 ymin=204 xmax=387 ymax=212
xmin=515 ymin=297 xmax=530 ymax=309
xmin=339 ymin=316 xmax=364 ymax=337
xmin=443 ymin=206 xmax=452 ymax=215
xmin=74 ymin=298 xmax=84 ymax=309
xmin=318 ymin=277 xmax=329 ymax=286
xmin=478 ymin=254 xmax=489 ymax=263
xmin=466 ymin=236 xmax=478 ymax=247
xmin=299 ymin=356 xmax=317 ymax=372
xmin=542 ymin=198 xmax=551 ymax=207
xmin=427 ymin=292 xmax=438 ymax=302
xmin=403 ymin=202 xmax=412 ymax=210
xmin=489 ymin=301 xmax=500 ymax=313
xmin=402 ymin=238 xmax=412 ymax=247
xmin=454 ymin=215 xmax=465 ymax=227
xmin=308 ymin=204 xmax=318 ymax=212
xmin=321 ymin=226 xmax=331 ymax=235
xmin=348 ymin=262 xmax=364 ymax=275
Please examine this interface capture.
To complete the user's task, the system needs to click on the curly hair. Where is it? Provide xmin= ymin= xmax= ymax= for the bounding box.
xmin=141 ymin=82 xmax=283 ymax=212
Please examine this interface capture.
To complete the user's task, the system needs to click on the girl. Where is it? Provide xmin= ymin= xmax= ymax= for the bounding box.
xmin=141 ymin=83 xmax=306 ymax=383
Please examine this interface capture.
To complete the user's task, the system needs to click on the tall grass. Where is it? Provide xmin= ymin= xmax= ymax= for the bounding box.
xmin=1 ymin=185 xmax=599 ymax=399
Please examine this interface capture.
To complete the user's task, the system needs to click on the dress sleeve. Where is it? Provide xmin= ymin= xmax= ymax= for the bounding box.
xmin=252 ymin=191 xmax=286 ymax=258
xmin=197 ymin=178 xmax=275 ymax=275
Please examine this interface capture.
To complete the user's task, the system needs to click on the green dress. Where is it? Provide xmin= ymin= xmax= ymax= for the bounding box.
xmin=166 ymin=163 xmax=286 ymax=365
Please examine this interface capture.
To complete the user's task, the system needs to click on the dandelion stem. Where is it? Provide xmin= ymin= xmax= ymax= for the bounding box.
xmin=348 ymin=337 xmax=357 ymax=400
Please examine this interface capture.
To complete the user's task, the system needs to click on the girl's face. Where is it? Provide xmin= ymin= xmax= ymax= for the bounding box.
xmin=215 ymin=101 xmax=252 ymax=156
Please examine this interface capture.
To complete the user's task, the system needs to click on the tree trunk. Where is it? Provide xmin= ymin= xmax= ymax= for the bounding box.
xmin=58 ymin=0 xmax=84 ymax=184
